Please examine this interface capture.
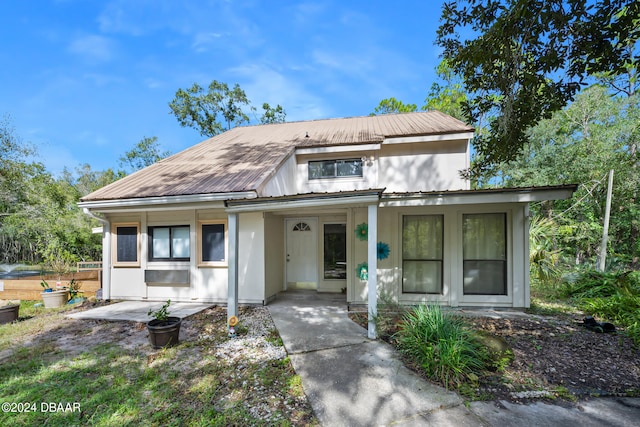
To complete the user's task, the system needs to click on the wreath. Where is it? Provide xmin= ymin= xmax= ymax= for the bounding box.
xmin=355 ymin=223 xmax=368 ymax=241
xmin=377 ymin=242 xmax=390 ymax=260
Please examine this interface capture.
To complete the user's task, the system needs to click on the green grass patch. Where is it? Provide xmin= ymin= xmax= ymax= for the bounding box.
xmin=0 ymin=307 xmax=316 ymax=426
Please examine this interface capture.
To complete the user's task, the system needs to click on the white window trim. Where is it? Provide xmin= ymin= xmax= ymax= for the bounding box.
xmin=308 ymin=158 xmax=364 ymax=180
xmin=197 ymin=219 xmax=228 ymax=268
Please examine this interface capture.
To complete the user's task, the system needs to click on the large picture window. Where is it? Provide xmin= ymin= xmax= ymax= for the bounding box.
xmin=148 ymin=225 xmax=190 ymax=261
xmin=323 ymin=223 xmax=346 ymax=279
xmin=198 ymin=221 xmax=227 ymax=266
xmin=402 ymin=215 xmax=443 ymax=294
xmin=463 ymin=213 xmax=507 ymax=295
xmin=113 ymin=223 xmax=140 ymax=267
xmin=308 ymin=159 xmax=363 ymax=179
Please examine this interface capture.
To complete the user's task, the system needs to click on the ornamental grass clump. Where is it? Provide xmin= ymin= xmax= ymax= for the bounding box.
xmin=396 ymin=304 xmax=488 ymax=390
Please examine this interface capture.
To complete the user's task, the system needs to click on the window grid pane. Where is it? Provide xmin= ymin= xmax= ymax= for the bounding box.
xmin=172 ymin=227 xmax=190 ymax=258
xmin=336 ymin=160 xmax=363 ymax=177
xmin=308 ymin=160 xmax=335 ymax=179
xmin=403 ymin=260 xmax=442 ymax=293
xmin=116 ymin=226 xmax=137 ymax=263
xmin=202 ymin=223 xmax=225 ymax=262
xmin=152 ymin=228 xmax=170 ymax=259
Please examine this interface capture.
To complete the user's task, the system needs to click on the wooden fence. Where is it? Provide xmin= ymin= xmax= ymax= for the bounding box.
xmin=0 ymin=270 xmax=100 ymax=301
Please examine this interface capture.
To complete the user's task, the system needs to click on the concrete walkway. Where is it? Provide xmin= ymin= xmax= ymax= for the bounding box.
xmin=268 ymin=291 xmax=640 ymax=427
xmin=268 ymin=291 xmax=479 ymax=426
xmin=67 ymin=300 xmax=212 ymax=322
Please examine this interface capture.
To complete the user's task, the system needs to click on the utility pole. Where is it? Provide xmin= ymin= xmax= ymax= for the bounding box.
xmin=597 ymin=170 xmax=614 ymax=272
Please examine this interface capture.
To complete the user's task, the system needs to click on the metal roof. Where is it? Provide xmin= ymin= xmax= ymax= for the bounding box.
xmin=81 ymin=111 xmax=472 ymax=202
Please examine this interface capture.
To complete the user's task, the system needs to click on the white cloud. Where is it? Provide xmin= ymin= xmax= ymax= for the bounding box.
xmin=191 ymin=32 xmax=223 ymax=53
xmin=144 ymin=77 xmax=164 ymax=89
xmin=229 ymin=63 xmax=331 ymax=121
xmin=68 ymin=35 xmax=115 ymax=62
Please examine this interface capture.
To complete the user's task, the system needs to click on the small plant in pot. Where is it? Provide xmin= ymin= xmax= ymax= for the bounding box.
xmin=39 ymin=279 xmax=69 ymax=308
xmin=147 ymin=300 xmax=182 ymax=349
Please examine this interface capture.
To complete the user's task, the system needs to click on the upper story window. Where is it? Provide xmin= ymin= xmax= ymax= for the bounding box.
xmin=308 ymin=159 xmax=363 ymax=179
xmin=148 ymin=225 xmax=190 ymax=262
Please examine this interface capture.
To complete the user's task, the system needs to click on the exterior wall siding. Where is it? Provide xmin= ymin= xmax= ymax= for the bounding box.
xmin=378 ymin=140 xmax=469 ymax=192
xmin=260 ymin=154 xmax=298 ymax=197
xmin=291 ymin=139 xmax=470 ymax=197
xmin=264 ymin=212 xmax=284 ymax=300
xmin=106 ymin=209 xmax=268 ymax=304
xmin=349 ymin=203 xmax=529 ymax=308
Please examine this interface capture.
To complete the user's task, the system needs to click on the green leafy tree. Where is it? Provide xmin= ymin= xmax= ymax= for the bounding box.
xmin=258 ymin=103 xmax=286 ymax=124
xmin=422 ymin=59 xmax=467 ymax=121
xmin=370 ymin=97 xmax=418 ymax=115
xmin=500 ymin=85 xmax=640 ymax=265
xmin=118 ymin=136 xmax=171 ymax=173
xmin=0 ymin=116 xmax=105 ymax=264
xmin=0 ymin=115 xmax=36 ymax=212
xmin=437 ymin=0 xmax=640 ymax=174
xmin=169 ymin=80 xmax=251 ymax=137
xmin=64 ymin=164 xmax=123 ymax=197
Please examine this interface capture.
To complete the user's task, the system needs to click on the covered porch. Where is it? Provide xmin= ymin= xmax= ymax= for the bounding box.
xmin=225 ymin=189 xmax=383 ymax=338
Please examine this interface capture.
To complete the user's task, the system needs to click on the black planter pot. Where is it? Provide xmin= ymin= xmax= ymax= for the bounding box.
xmin=0 ymin=304 xmax=20 ymax=324
xmin=147 ymin=317 xmax=182 ymax=349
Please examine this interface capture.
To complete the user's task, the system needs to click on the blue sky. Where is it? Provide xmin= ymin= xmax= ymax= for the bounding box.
xmin=0 ymin=1 xmax=444 ymax=175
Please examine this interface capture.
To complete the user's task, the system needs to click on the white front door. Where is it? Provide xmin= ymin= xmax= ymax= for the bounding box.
xmin=286 ymin=218 xmax=318 ymax=290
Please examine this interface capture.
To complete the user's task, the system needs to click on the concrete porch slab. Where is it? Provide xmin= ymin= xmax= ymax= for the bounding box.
xmin=67 ymin=301 xmax=212 ymax=322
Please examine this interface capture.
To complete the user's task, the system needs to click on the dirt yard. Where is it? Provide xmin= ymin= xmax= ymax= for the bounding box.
xmin=467 ymin=313 xmax=640 ymax=402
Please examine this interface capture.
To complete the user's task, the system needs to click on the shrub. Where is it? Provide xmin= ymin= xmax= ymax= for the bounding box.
xmin=561 ymin=270 xmax=639 ymax=299
xmin=565 ymin=270 xmax=640 ymax=345
xmin=396 ymin=304 xmax=488 ymax=390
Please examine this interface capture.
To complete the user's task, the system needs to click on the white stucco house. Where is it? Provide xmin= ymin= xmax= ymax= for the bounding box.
xmin=79 ymin=111 xmax=576 ymax=337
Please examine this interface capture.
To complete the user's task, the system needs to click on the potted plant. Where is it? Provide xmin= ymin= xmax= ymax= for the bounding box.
xmin=68 ymin=279 xmax=85 ymax=304
xmin=40 ymin=279 xmax=69 ymax=308
xmin=147 ymin=300 xmax=182 ymax=349
xmin=0 ymin=301 xmax=20 ymax=324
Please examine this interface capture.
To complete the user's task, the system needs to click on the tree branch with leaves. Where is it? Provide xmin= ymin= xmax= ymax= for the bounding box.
xmin=437 ymin=0 xmax=640 ymax=175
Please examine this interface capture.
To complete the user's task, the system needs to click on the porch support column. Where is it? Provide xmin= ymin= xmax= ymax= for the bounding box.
xmin=367 ymin=204 xmax=378 ymax=339
xmin=227 ymin=212 xmax=239 ymax=331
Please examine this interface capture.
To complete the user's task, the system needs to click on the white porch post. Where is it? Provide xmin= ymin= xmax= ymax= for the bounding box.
xmin=367 ymin=204 xmax=378 ymax=339
xmin=227 ymin=213 xmax=239 ymax=327
xmin=101 ymin=227 xmax=111 ymax=300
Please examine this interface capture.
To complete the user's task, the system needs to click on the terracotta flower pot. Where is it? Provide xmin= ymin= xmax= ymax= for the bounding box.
xmin=147 ymin=317 xmax=182 ymax=349
xmin=41 ymin=290 xmax=69 ymax=308
xmin=0 ymin=304 xmax=20 ymax=324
